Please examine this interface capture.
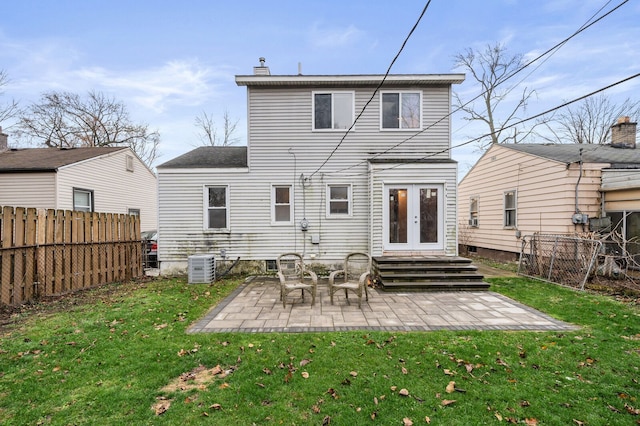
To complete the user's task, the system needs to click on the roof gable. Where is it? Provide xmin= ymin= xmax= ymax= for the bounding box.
xmin=157 ymin=146 xmax=248 ymax=169
xmin=0 ymin=147 xmax=128 ymax=173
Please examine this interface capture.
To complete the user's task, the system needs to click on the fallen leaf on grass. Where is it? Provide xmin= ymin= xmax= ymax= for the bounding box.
xmin=153 ymin=398 xmax=171 ymax=415
xmin=403 ymin=417 xmax=413 ymax=425
xmin=525 ymin=419 xmax=539 ymax=425
xmin=425 ymin=416 xmax=431 ymax=423
xmin=301 ymin=372 xmax=309 ymax=379
xmin=446 ymin=381 xmax=456 ymax=394
xmin=300 ymin=358 xmax=312 ymax=366
xmin=399 ymin=388 xmax=409 ymax=396
xmin=441 ymin=399 xmax=456 ymax=406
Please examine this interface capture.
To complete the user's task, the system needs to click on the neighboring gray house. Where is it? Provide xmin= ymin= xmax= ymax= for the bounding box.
xmin=0 ymin=143 xmax=158 ymax=232
xmin=157 ymin=62 xmax=465 ymax=275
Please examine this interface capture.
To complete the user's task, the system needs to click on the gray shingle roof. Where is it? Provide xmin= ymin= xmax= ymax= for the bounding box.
xmin=501 ymin=143 xmax=640 ymax=166
xmin=157 ymin=146 xmax=248 ymax=169
xmin=0 ymin=146 xmax=127 ymax=172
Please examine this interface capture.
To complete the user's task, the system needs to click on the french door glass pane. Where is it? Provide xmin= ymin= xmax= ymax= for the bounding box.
xmin=419 ymin=188 xmax=438 ymax=243
xmin=388 ymin=188 xmax=407 ymax=243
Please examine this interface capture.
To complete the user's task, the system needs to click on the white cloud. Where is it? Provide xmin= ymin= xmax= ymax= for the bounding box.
xmin=309 ymin=23 xmax=364 ymax=48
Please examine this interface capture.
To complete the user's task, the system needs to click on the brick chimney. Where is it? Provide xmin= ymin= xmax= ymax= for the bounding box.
xmin=0 ymin=126 xmax=8 ymax=151
xmin=253 ymin=57 xmax=271 ymax=76
xmin=611 ymin=116 xmax=637 ymax=149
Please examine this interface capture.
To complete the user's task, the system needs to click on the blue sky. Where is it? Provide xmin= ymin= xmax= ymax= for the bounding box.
xmin=0 ymin=0 xmax=638 ymax=177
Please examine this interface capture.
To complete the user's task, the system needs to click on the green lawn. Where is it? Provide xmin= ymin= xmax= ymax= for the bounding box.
xmin=0 ymin=275 xmax=638 ymax=425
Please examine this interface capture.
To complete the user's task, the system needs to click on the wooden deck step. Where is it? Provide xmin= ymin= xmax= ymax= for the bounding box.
xmin=373 ymin=256 xmax=488 ymax=291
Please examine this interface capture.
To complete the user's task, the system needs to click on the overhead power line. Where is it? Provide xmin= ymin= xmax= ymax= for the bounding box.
xmin=327 ymin=0 xmax=630 ymax=177
xmin=309 ymin=0 xmax=433 ymax=179
xmin=337 ymin=72 xmax=640 ymax=178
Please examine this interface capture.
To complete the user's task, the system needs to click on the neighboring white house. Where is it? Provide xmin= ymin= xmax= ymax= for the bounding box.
xmin=157 ymin=61 xmax=465 ymax=274
xmin=457 ymin=118 xmax=640 ymax=261
xmin=0 ymin=142 xmax=158 ymax=232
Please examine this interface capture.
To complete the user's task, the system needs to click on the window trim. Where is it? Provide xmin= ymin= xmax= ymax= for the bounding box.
xmin=380 ymin=90 xmax=423 ymax=130
xmin=503 ymin=190 xmax=517 ymax=228
xmin=469 ymin=196 xmax=478 ymax=227
xmin=73 ymin=187 xmax=94 ymax=212
xmin=326 ymin=184 xmax=352 ymax=217
xmin=203 ymin=185 xmax=230 ymax=232
xmin=312 ymin=91 xmax=355 ymax=131
xmin=271 ymin=185 xmax=293 ymax=225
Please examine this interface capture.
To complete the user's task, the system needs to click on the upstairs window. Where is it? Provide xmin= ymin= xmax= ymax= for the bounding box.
xmin=205 ymin=186 xmax=228 ymax=229
xmin=73 ymin=188 xmax=93 ymax=212
xmin=381 ymin=91 xmax=421 ymax=129
xmin=504 ymin=190 xmax=517 ymax=228
xmin=313 ymin=92 xmax=354 ymax=130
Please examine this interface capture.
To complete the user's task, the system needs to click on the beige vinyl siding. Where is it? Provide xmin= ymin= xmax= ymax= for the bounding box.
xmin=0 ymin=172 xmax=56 ymax=208
xmin=56 ymin=149 xmax=157 ymax=231
xmin=458 ymin=145 xmax=603 ymax=255
xmin=604 ymin=188 xmax=640 ymax=211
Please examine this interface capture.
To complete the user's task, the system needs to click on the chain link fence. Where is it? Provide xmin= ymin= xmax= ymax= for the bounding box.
xmin=518 ymin=234 xmax=601 ymax=290
xmin=519 ymin=234 xmax=640 ymax=294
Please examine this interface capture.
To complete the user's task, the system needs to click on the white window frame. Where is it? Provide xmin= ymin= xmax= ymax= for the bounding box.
xmin=469 ymin=197 xmax=478 ymax=227
xmin=204 ymin=185 xmax=230 ymax=231
xmin=380 ymin=90 xmax=422 ymax=130
xmin=73 ymin=188 xmax=93 ymax=212
xmin=272 ymin=185 xmax=293 ymax=225
xmin=326 ymin=184 xmax=352 ymax=217
xmin=504 ymin=190 xmax=517 ymax=228
xmin=312 ymin=91 xmax=355 ymax=131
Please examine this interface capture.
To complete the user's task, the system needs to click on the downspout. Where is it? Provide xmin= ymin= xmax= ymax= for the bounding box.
xmin=574 ymin=148 xmax=583 ymax=214
xmin=288 ymin=148 xmax=297 ymax=253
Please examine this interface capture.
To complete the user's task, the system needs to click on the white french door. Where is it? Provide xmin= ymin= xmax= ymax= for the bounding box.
xmin=383 ymin=184 xmax=444 ymax=251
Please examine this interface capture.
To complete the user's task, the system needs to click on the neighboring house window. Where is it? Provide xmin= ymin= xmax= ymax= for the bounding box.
xmin=73 ymin=188 xmax=93 ymax=212
xmin=126 ymin=155 xmax=134 ymax=172
xmin=272 ymin=185 xmax=292 ymax=223
xmin=381 ymin=91 xmax=421 ymax=129
xmin=205 ymin=186 xmax=228 ymax=229
xmin=504 ymin=190 xmax=517 ymax=228
xmin=469 ymin=197 xmax=478 ymax=227
xmin=313 ymin=92 xmax=354 ymax=130
xmin=327 ymin=184 xmax=351 ymax=216
xmin=128 ymin=208 xmax=140 ymax=217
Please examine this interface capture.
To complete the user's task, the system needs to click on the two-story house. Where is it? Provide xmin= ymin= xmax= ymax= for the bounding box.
xmin=157 ymin=62 xmax=469 ymax=283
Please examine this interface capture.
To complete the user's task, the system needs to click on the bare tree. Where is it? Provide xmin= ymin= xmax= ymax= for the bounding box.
xmin=453 ymin=43 xmax=537 ymax=149
xmin=0 ymin=70 xmax=20 ymax=126
xmin=194 ymin=110 xmax=240 ymax=146
xmin=17 ymin=91 xmax=160 ymax=166
xmin=540 ymin=94 xmax=640 ymax=144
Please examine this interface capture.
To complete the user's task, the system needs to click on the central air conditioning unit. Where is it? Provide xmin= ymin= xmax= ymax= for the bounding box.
xmin=188 ymin=254 xmax=216 ymax=284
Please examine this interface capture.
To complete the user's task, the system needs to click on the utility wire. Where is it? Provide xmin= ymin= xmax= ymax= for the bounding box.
xmin=327 ymin=0 xmax=629 ymax=176
xmin=335 ymin=72 xmax=640 ymax=178
xmin=309 ymin=0 xmax=432 ymax=179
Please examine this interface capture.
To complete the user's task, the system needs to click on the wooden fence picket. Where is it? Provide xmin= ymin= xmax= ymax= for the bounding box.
xmin=0 ymin=206 xmax=142 ymax=306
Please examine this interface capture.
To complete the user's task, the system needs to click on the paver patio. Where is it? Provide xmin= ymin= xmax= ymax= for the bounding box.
xmin=188 ymin=276 xmax=578 ymax=333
